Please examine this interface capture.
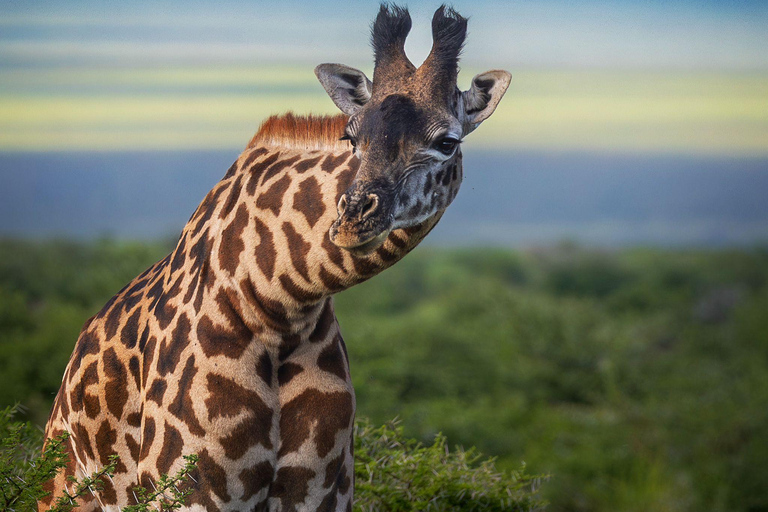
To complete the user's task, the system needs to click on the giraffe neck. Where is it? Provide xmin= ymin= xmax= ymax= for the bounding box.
xmin=167 ymin=140 xmax=440 ymax=335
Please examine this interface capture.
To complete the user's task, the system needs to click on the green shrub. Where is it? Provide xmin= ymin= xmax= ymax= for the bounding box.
xmin=354 ymin=419 xmax=545 ymax=511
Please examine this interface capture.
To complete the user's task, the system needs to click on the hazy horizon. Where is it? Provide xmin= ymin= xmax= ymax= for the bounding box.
xmin=2 ymin=149 xmax=766 ymax=248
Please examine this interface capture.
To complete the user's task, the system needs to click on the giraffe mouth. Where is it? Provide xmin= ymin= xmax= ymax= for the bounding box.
xmin=329 ymin=224 xmax=392 ymax=255
xmin=348 ymin=229 xmax=392 ymax=255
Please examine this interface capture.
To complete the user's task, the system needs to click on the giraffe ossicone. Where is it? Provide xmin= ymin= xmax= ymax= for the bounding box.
xmin=42 ymin=5 xmax=510 ymax=511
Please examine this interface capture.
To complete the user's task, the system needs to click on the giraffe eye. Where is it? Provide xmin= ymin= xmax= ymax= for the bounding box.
xmin=434 ymin=137 xmax=460 ymax=155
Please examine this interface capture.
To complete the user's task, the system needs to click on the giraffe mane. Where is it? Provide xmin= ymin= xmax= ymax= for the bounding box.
xmin=247 ymin=112 xmax=350 ymax=151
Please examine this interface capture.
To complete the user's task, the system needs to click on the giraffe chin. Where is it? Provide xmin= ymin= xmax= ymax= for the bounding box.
xmin=331 ymin=228 xmax=392 ymax=256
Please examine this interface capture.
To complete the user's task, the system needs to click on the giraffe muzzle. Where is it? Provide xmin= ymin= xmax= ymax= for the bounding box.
xmin=330 ymin=190 xmax=394 ymax=254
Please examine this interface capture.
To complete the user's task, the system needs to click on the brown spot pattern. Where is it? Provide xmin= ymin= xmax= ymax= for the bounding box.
xmin=72 ymin=421 xmax=95 ymax=462
xmin=142 ymin=335 xmax=157 ymax=386
xmin=197 ymin=290 xmax=253 ymax=359
xmin=156 ymin=422 xmax=183 ymax=475
xmin=279 ymin=273 xmax=323 ymax=303
xmin=191 ymin=185 xmax=226 ymax=236
xmin=322 ymin=234 xmax=346 ymax=270
xmin=323 ymin=452 xmax=345 ymax=489
xmin=352 ymin=256 xmax=378 ymax=277
xmin=294 ymin=155 xmax=323 ymax=173
xmin=219 ymin=203 xmax=248 ymax=275
xmin=277 ymin=362 xmax=304 ymax=386
xmin=318 ymin=491 xmax=337 ymax=511
xmin=240 ymin=278 xmax=291 ymax=332
xmin=120 ymin=308 xmax=141 ymax=349
xmin=170 ymin=234 xmax=188 ymax=274
xmin=126 ymin=411 xmax=142 ymax=427
xmin=256 ymin=173 xmax=291 ymax=216
xmin=126 ymin=433 xmax=140 ymax=461
xmin=215 ymin=379 xmax=274 ymax=458
xmin=318 ymin=265 xmax=344 ymax=292
xmin=279 ymin=389 xmax=354 ymax=458
xmin=154 ymin=289 xmax=178 ymax=331
xmin=128 ymin=356 xmax=141 ymax=390
xmin=168 ymin=355 xmax=205 ymax=436
xmin=196 ymin=449 xmax=232 ymax=503
xmin=246 ymin=152 xmax=281 ymax=195
xmin=205 ymin=373 xmax=262 ymax=421
xmin=104 ymin=301 xmax=124 ymax=339
xmin=376 ymin=244 xmax=398 ymax=263
xmin=95 ymin=419 xmax=127 ymax=472
xmin=261 ymin=155 xmax=301 ymax=184
xmin=321 ymin=152 xmax=351 ymax=173
xmin=219 ymin=175 xmax=243 ymax=220
xmin=157 ymin=314 xmax=190 ymax=376
xmin=41 ymin=113 xmax=459 ymax=510
xmin=222 ymin=160 xmax=238 ymax=180
xmin=335 ymin=167 xmax=356 ymax=203
xmin=293 ymin=176 xmax=325 ymax=228
xmin=255 ymin=351 xmax=273 ymax=387
xmin=100 ymin=477 xmax=118 ymax=505
xmin=239 ymin=460 xmax=274 ymax=501
xmin=253 ymin=216 xmax=276 ymax=280
xmin=270 ymin=466 xmax=316 ymax=512
xmin=70 ymin=361 xmax=100 ymax=418
xmin=241 ymin=147 xmax=270 ymax=172
xmin=219 ymin=407 xmax=274 ymax=459
xmin=103 ymin=347 xmax=129 ymax=420
xmin=282 ymin=222 xmax=311 ymax=281
xmin=317 ymin=337 xmax=347 ymax=381
xmin=139 ymin=417 xmax=156 ymax=462
xmin=309 ymin=301 xmax=335 ymax=343
xmin=68 ymin=330 xmax=100 ymax=375
xmin=147 ymin=378 xmax=167 ymax=405
xmin=278 ymin=334 xmax=302 ymax=362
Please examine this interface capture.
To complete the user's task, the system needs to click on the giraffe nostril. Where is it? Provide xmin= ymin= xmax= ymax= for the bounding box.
xmin=360 ymin=194 xmax=379 ymax=220
xmin=337 ymin=194 xmax=348 ymax=214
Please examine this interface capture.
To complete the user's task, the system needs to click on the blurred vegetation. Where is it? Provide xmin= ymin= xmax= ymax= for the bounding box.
xmin=1 ymin=238 xmax=767 ymax=511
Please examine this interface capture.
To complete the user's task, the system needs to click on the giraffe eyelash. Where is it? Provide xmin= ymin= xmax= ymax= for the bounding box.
xmin=339 ymin=134 xmax=357 ymax=149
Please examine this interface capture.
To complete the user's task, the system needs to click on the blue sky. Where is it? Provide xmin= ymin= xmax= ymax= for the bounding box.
xmin=2 ymin=0 xmax=767 ymax=70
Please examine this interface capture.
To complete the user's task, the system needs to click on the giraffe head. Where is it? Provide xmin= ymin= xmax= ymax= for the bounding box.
xmin=316 ymin=4 xmax=510 ymax=255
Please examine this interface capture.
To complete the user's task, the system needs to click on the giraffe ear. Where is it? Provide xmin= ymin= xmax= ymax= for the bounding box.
xmin=315 ymin=63 xmax=373 ymax=116
xmin=460 ymin=70 xmax=511 ymax=135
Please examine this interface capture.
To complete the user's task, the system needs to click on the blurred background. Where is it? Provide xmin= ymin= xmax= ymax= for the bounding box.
xmin=0 ymin=1 xmax=767 ymax=511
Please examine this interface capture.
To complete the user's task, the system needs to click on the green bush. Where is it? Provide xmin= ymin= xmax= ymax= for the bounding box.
xmin=354 ymin=419 xmax=544 ymax=511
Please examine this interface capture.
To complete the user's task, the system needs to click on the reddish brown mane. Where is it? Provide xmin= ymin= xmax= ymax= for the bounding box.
xmin=247 ymin=112 xmax=349 ymax=151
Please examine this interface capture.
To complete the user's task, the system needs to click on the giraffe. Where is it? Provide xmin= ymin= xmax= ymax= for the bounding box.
xmin=41 ymin=5 xmax=510 ymax=512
